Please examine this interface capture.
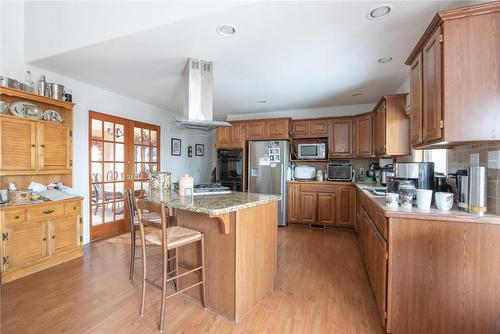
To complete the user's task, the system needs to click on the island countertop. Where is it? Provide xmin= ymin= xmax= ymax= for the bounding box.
xmin=148 ymin=190 xmax=281 ymax=215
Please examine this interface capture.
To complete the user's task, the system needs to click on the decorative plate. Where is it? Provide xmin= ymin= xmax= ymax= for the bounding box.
xmin=42 ymin=109 xmax=63 ymax=123
xmin=10 ymin=101 xmax=43 ymax=120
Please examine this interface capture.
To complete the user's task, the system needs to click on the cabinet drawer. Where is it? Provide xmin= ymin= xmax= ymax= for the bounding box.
xmin=300 ymin=184 xmax=336 ymax=193
xmin=29 ymin=203 xmax=65 ymax=220
xmin=66 ymin=202 xmax=81 ymax=215
xmin=5 ymin=209 xmax=27 ymax=224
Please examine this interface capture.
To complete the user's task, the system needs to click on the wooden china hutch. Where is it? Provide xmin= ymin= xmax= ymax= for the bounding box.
xmin=0 ymin=87 xmax=82 ymax=283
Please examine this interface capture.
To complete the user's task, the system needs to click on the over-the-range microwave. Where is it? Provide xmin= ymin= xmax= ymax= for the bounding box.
xmin=297 ymin=143 xmax=326 ymax=160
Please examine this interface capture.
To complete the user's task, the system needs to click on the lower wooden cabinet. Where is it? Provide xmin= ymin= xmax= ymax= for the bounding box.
xmin=337 ymin=185 xmax=356 ymax=227
xmin=287 ymin=183 xmax=299 ymax=223
xmin=299 ymin=192 xmax=317 ymax=224
xmin=0 ymin=198 xmax=83 ymax=283
xmin=317 ymin=193 xmax=335 ymax=225
xmin=287 ymin=182 xmax=356 ymax=227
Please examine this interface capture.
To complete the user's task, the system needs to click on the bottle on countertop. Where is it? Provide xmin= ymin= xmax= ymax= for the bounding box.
xmin=287 ymin=165 xmax=292 ymax=181
xmin=316 ymin=170 xmax=323 ymax=182
xmin=25 ymin=71 xmax=34 ymax=92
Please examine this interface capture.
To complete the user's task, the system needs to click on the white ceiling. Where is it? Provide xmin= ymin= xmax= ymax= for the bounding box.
xmin=29 ymin=1 xmax=473 ymax=119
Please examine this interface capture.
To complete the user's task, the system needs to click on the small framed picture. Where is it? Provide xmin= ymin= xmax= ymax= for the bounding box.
xmin=195 ymin=144 xmax=204 ymax=156
xmin=171 ymin=138 xmax=181 ymax=156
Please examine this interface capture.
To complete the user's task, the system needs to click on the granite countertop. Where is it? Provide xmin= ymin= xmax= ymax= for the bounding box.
xmin=148 ymin=190 xmax=281 ymax=215
xmin=353 ymin=182 xmax=500 ymax=224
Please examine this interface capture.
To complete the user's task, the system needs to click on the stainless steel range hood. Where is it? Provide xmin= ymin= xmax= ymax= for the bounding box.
xmin=176 ymin=58 xmax=231 ymax=130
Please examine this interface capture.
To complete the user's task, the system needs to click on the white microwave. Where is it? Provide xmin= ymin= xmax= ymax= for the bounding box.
xmin=297 ymin=143 xmax=326 ymax=160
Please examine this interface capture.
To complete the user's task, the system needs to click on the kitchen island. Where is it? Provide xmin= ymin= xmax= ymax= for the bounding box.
xmin=148 ymin=190 xmax=280 ymax=322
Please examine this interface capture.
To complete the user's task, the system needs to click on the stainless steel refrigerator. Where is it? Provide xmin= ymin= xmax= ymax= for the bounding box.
xmin=248 ymin=141 xmax=290 ymax=226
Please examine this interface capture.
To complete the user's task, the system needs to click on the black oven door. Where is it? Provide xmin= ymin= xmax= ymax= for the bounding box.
xmin=217 ymin=149 xmax=243 ymax=187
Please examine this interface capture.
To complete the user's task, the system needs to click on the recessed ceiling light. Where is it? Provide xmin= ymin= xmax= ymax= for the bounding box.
xmin=367 ymin=4 xmax=393 ymax=20
xmin=378 ymin=57 xmax=393 ymax=63
xmin=257 ymin=100 xmax=267 ymax=104
xmin=217 ymin=25 xmax=236 ymax=36
xmin=351 ymin=93 xmax=363 ymax=97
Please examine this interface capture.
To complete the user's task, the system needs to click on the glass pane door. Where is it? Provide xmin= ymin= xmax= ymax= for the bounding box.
xmin=90 ymin=113 xmax=129 ymax=240
xmin=89 ymin=114 xmax=160 ymax=240
xmin=133 ymin=124 xmax=160 ymax=198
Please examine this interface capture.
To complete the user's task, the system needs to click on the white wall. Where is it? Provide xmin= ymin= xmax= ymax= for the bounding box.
xmin=1 ymin=1 xmax=215 ymax=244
xmin=226 ymin=103 xmax=376 ymax=121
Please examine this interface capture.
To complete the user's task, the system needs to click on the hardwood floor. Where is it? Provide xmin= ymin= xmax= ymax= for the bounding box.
xmin=1 ymin=226 xmax=384 ymax=334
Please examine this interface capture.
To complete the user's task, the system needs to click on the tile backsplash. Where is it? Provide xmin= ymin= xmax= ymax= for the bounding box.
xmin=447 ymin=142 xmax=500 ymax=215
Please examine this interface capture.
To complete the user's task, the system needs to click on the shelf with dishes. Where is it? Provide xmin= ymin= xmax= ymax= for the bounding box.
xmin=0 ymin=86 xmax=73 ymax=125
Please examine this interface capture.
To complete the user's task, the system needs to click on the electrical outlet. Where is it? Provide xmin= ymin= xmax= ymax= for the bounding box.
xmin=359 ymin=167 xmax=365 ymax=176
xmin=488 ymin=150 xmax=500 ymax=169
xmin=470 ymin=153 xmax=479 ymax=167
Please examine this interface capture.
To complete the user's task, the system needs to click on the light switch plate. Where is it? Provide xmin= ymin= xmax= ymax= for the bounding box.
xmin=470 ymin=153 xmax=479 ymax=167
xmin=488 ymin=150 xmax=500 ymax=169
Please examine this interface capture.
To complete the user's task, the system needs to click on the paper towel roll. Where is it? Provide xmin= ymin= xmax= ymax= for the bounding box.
xmin=179 ymin=174 xmax=194 ymax=197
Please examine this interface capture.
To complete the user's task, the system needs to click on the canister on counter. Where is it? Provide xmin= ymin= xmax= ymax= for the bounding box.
xmin=468 ymin=166 xmax=487 ymax=216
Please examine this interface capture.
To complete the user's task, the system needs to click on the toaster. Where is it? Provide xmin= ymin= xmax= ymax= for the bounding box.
xmin=294 ymin=165 xmax=316 ymax=180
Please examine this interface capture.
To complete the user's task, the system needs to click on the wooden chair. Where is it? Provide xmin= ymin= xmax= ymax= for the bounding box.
xmin=135 ymin=198 xmax=207 ymax=332
xmin=125 ymin=189 xmax=161 ymax=280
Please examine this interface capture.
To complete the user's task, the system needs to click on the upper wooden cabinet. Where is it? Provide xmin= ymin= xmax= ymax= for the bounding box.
xmin=405 ymin=2 xmax=500 ymax=147
xmin=267 ymin=118 xmax=290 ymax=139
xmin=353 ymin=113 xmax=373 ymax=157
xmin=291 ymin=119 xmax=328 ymax=138
xmin=0 ymin=117 xmax=72 ymax=174
xmin=245 ymin=118 xmax=290 ymax=141
xmin=216 ymin=122 xmax=245 ymax=148
xmin=372 ymin=94 xmax=410 ymax=156
xmin=409 ymin=54 xmax=423 ymax=146
xmin=329 ymin=118 xmax=352 ymax=157
xmin=0 ymin=87 xmax=74 ymax=175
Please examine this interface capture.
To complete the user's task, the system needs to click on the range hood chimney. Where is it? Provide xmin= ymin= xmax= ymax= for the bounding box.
xmin=176 ymin=58 xmax=231 ymax=130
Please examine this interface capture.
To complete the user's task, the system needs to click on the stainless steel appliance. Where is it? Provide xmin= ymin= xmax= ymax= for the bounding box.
xmin=468 ymin=166 xmax=487 ymax=216
xmin=378 ymin=164 xmax=394 ymax=186
xmin=217 ymin=148 xmax=243 ymax=191
xmin=387 ymin=162 xmax=435 ymax=202
xmin=456 ymin=169 xmax=468 ymax=210
xmin=297 ymin=143 xmax=326 ymax=160
xmin=294 ymin=165 xmax=316 ymax=180
xmin=327 ymin=162 xmax=353 ymax=181
xmin=367 ymin=162 xmax=380 ymax=181
xmin=193 ymin=183 xmax=231 ymax=196
xmin=48 ymin=83 xmax=65 ymax=100
xmin=248 ymin=141 xmax=290 ymax=226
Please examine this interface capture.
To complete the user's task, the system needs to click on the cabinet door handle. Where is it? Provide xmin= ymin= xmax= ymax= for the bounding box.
xmin=14 ymin=215 xmax=19 ymax=219
xmin=31 ymin=144 xmax=36 ymax=147
xmin=41 ymin=144 xmax=45 ymax=148
xmin=43 ymin=209 xmax=54 ymax=215
xmin=43 ymin=237 xmax=47 ymax=241
xmin=51 ymin=235 xmax=55 ymax=239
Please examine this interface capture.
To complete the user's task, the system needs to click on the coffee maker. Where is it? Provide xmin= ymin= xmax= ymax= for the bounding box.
xmin=387 ymin=162 xmax=435 ymax=194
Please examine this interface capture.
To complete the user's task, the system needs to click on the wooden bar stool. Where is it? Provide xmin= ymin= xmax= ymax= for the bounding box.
xmin=135 ymin=198 xmax=207 ymax=332
xmin=125 ymin=189 xmax=162 ymax=280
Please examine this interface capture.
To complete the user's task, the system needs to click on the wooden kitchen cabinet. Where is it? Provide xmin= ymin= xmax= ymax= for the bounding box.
xmin=0 ymin=117 xmax=37 ymax=171
xmin=409 ymin=54 xmax=423 ymax=146
xmin=287 ymin=183 xmax=299 ymax=223
xmin=317 ymin=192 xmax=336 ymax=225
xmin=216 ymin=122 xmax=245 ymax=148
xmin=245 ymin=118 xmax=290 ymax=140
xmin=288 ymin=182 xmax=356 ymax=227
xmin=38 ymin=122 xmax=72 ymax=170
xmin=353 ymin=113 xmax=373 ymax=157
xmin=3 ymin=220 xmax=49 ymax=272
xmin=422 ymin=26 xmax=443 ymax=143
xmin=245 ymin=120 xmax=267 ymax=140
xmin=329 ymin=118 xmax=352 ymax=157
xmin=0 ymin=117 xmax=72 ymax=173
xmin=267 ymin=118 xmax=290 ymax=139
xmin=405 ymin=2 xmax=500 ymax=147
xmin=299 ymin=192 xmax=317 ymax=224
xmin=0 ymin=198 xmax=83 ymax=283
xmin=337 ymin=185 xmax=356 ymax=227
xmin=372 ymin=94 xmax=409 ymax=156
xmin=358 ymin=204 xmax=387 ymax=326
xmin=291 ymin=119 xmax=328 ymax=138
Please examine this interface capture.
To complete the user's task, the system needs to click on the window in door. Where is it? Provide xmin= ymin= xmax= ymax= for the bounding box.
xmin=133 ymin=124 xmax=160 ymax=198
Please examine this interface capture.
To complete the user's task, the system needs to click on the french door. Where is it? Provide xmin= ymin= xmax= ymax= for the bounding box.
xmin=89 ymin=112 xmax=160 ymax=240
